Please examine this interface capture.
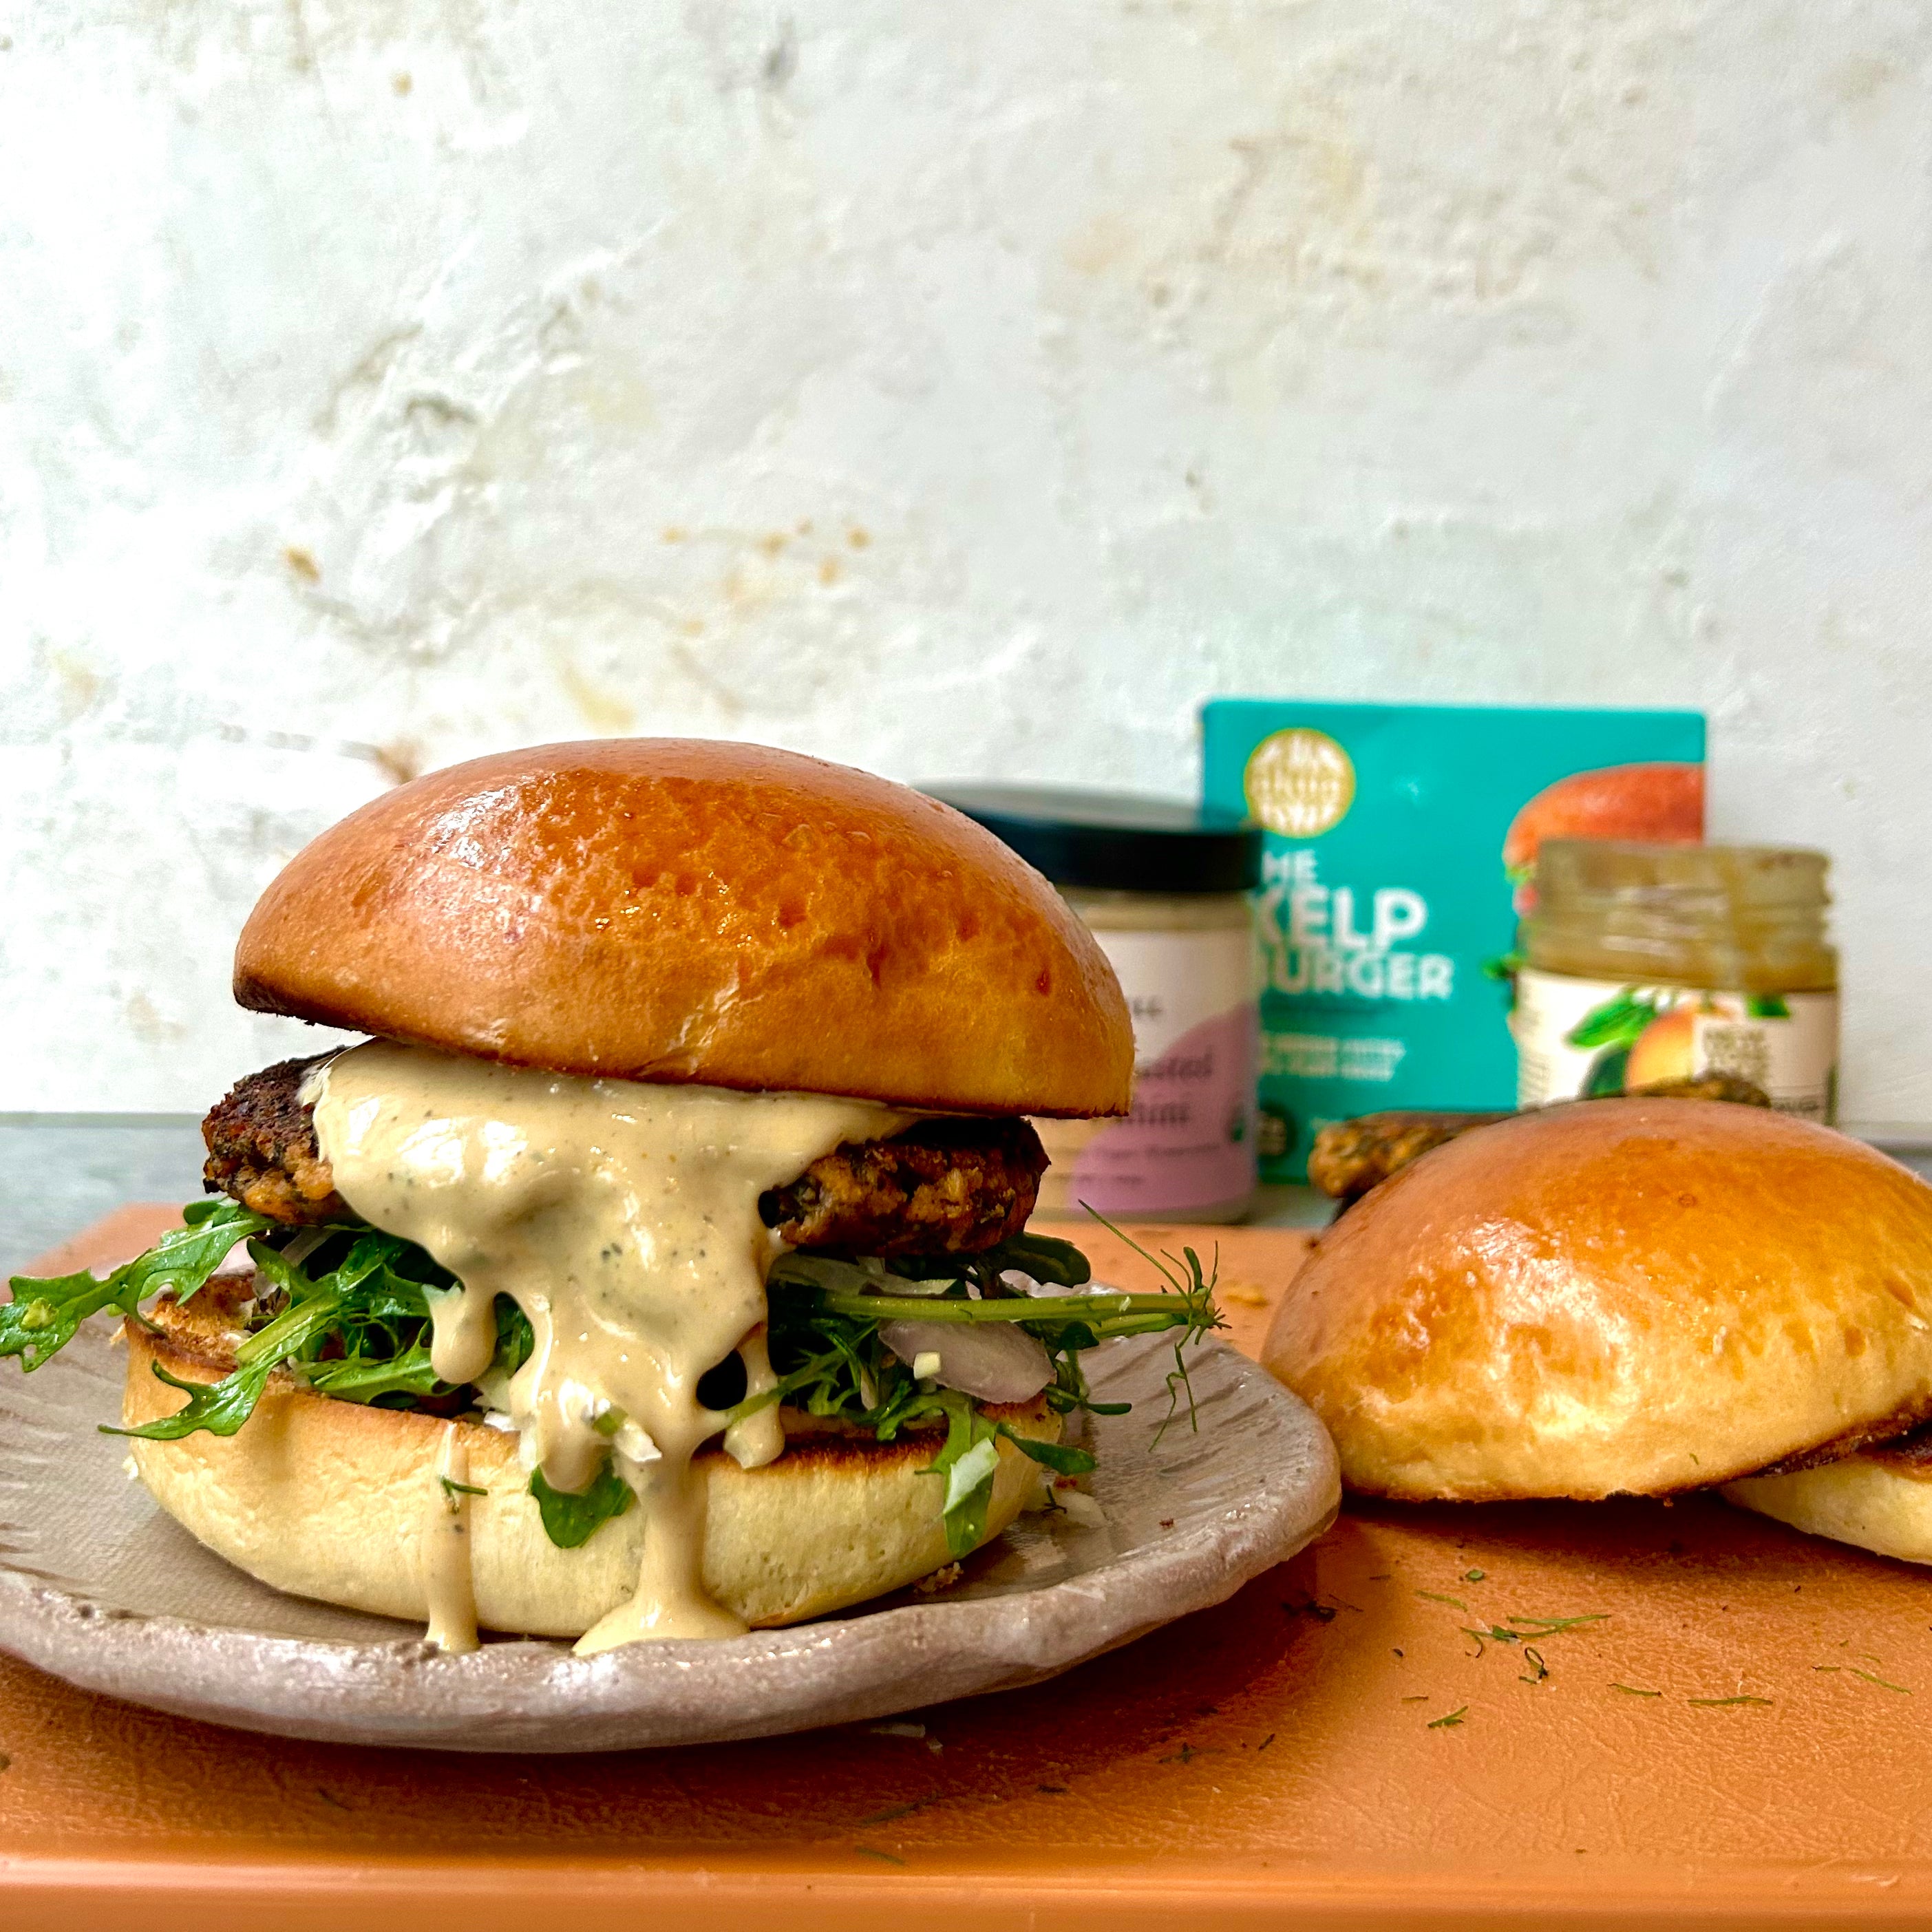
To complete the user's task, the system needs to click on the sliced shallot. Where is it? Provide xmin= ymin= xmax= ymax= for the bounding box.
xmin=879 ymin=1318 xmax=1052 ymax=1404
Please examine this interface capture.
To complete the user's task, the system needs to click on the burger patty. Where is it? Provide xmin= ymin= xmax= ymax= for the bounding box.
xmin=757 ymin=1115 xmax=1048 ymax=1256
xmin=1309 ymin=1074 xmax=1774 ymax=1209
xmin=1738 ymin=1397 xmax=1932 ymax=1478
xmin=202 ymin=1056 xmax=350 ymax=1225
xmin=202 ymin=1057 xmax=1048 ymax=1255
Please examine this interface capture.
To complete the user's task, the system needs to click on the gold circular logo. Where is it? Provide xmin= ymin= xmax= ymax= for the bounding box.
xmin=1244 ymin=728 xmax=1355 ymax=837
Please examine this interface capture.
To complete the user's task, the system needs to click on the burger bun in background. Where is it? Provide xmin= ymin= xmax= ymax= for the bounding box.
xmin=1262 ymin=1100 xmax=1932 ymax=1507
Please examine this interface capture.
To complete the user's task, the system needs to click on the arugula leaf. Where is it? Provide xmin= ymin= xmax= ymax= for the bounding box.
xmin=122 ymin=1200 xmax=276 ymax=1301
xmin=529 ymin=1461 xmax=636 ymax=1548
xmin=308 ymin=1341 xmax=443 ymax=1405
xmin=983 ymin=1230 xmax=1092 ymax=1288
xmin=3 ymin=1198 xmax=271 ymax=1370
xmin=944 ymin=1439 xmax=1001 ymax=1524
xmin=718 ymin=1341 xmax=851 ymax=1429
xmin=108 ymin=1284 xmax=352 ymax=1441
xmin=918 ymin=1397 xmax=1103 ymax=1558
xmin=915 ymin=1393 xmax=1105 ymax=1559
xmin=125 ymin=1357 xmax=282 ymax=1439
xmin=997 ymin=1428 xmax=1094 ymax=1476
xmin=495 ymin=1297 xmax=535 ymax=1377
xmin=245 ymin=1237 xmax=306 ymax=1300
xmin=0 ymin=1269 xmax=140 ymax=1371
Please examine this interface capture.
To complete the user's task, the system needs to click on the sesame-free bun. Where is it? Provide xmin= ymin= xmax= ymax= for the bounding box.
xmin=1262 ymin=1101 xmax=1932 ymax=1502
xmin=235 ymin=739 xmax=1132 ymax=1118
xmin=123 ymin=1289 xmax=1059 ymax=1635
xmin=1723 ymin=1438 xmax=1932 ymax=1567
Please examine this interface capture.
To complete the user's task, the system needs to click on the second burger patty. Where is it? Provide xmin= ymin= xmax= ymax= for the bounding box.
xmin=202 ymin=1055 xmax=1048 ymax=1257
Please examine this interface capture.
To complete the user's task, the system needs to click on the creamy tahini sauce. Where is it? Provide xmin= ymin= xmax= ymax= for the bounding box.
xmin=308 ymin=1041 xmax=911 ymax=1655
xmin=423 ymin=1421 xmax=480 ymax=1654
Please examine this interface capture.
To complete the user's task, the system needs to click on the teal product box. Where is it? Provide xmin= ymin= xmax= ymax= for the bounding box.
xmin=1200 ymin=700 xmax=1708 ymax=1182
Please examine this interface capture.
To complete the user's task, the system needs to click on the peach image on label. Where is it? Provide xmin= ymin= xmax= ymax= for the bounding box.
xmin=1624 ymin=1005 xmax=1699 ymax=1088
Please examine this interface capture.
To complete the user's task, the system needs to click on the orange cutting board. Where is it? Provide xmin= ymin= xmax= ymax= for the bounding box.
xmin=4 ymin=1209 xmax=1932 ymax=1929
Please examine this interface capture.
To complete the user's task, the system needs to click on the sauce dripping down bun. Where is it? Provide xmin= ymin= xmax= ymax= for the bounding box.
xmin=126 ymin=741 xmax=1138 ymax=1650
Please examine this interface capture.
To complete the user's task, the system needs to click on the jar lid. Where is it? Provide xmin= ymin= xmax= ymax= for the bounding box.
xmin=929 ymin=785 xmax=1264 ymax=895
xmin=1527 ymin=839 xmax=1834 ymax=984
xmin=1536 ymin=839 xmax=1831 ymax=913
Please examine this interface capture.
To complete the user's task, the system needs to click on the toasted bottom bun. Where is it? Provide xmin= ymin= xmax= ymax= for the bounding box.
xmin=123 ymin=1295 xmax=1058 ymax=1636
xmin=1722 ymin=1441 xmax=1932 ymax=1566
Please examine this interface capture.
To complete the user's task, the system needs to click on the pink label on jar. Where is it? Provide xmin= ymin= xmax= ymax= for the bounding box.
xmin=1068 ymin=1004 xmax=1259 ymax=1216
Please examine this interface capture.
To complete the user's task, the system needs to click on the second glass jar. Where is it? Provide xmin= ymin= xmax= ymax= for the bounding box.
xmin=1513 ymin=839 xmax=1839 ymax=1120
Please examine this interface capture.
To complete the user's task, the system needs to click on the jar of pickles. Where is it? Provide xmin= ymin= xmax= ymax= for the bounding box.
xmin=1513 ymin=840 xmax=1838 ymax=1120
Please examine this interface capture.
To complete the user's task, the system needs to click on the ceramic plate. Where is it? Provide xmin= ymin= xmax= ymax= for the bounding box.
xmin=0 ymin=1312 xmax=1338 ymax=1752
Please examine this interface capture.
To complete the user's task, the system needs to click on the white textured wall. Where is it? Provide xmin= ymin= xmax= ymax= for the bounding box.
xmin=5 ymin=2 xmax=1931 ymax=1116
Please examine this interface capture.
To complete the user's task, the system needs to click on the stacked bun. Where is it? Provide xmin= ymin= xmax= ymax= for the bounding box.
xmin=1262 ymin=1100 xmax=1932 ymax=1562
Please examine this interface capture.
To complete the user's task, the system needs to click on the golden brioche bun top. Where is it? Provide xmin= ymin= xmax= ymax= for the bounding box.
xmin=1262 ymin=1100 xmax=1932 ymax=1501
xmin=235 ymin=739 xmax=1132 ymax=1116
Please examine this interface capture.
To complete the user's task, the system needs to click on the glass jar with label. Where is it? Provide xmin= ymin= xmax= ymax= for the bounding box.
xmin=1514 ymin=840 xmax=1838 ymax=1121
xmin=931 ymin=787 xmax=1264 ymax=1222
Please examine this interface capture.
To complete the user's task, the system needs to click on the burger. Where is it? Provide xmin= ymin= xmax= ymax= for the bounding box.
xmin=1261 ymin=1097 xmax=1932 ymax=1560
xmin=2 ymin=741 xmax=1216 ymax=1655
